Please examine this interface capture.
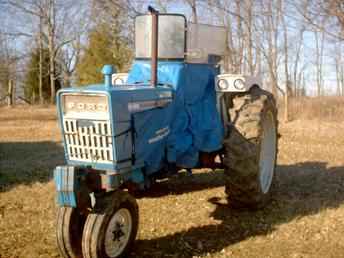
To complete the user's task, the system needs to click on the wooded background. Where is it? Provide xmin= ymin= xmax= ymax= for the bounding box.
xmin=0 ymin=0 xmax=343 ymax=110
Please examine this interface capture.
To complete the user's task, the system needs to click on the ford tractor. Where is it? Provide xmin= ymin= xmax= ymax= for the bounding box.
xmin=54 ymin=7 xmax=278 ymax=258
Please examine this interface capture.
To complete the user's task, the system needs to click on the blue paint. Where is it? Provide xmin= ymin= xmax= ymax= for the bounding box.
xmin=54 ymin=166 xmax=79 ymax=207
xmin=130 ymin=168 xmax=145 ymax=184
xmin=55 ymin=60 xmax=224 ymax=197
xmin=102 ymin=65 xmax=115 ymax=89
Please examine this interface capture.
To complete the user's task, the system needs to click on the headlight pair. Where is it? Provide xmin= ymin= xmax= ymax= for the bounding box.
xmin=217 ymin=78 xmax=245 ymax=90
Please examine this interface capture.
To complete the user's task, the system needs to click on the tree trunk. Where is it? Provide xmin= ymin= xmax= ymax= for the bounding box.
xmin=336 ymin=57 xmax=341 ymax=96
xmin=293 ymin=27 xmax=305 ymax=97
xmin=284 ymin=88 xmax=289 ymax=122
xmin=246 ymin=0 xmax=254 ymax=75
xmin=49 ymin=45 xmax=55 ymax=103
xmin=190 ymin=0 xmax=197 ymax=24
xmin=235 ymin=0 xmax=244 ymax=73
xmin=39 ymin=15 xmax=43 ymax=105
xmin=315 ymin=30 xmax=325 ymax=96
xmin=283 ymin=7 xmax=289 ymax=122
xmin=48 ymin=0 xmax=56 ymax=104
xmin=267 ymin=0 xmax=278 ymax=98
xmin=341 ymin=61 xmax=344 ymax=96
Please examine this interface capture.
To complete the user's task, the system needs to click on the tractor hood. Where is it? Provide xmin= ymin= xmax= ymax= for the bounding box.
xmin=56 ymin=80 xmax=173 ymax=172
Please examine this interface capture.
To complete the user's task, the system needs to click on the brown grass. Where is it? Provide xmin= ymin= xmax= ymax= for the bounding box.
xmin=281 ymin=96 xmax=344 ymax=121
xmin=1 ymin=103 xmax=344 ymax=258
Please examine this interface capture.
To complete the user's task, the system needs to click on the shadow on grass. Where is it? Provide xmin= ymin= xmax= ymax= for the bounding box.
xmin=0 ymin=141 xmax=64 ymax=192
xmin=135 ymin=170 xmax=225 ymax=198
xmin=132 ymin=162 xmax=344 ymax=257
xmin=2 ymin=143 xmax=344 ymax=257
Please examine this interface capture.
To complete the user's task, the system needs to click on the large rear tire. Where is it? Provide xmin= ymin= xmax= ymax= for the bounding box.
xmin=82 ymin=191 xmax=139 ymax=258
xmin=224 ymin=86 xmax=278 ymax=209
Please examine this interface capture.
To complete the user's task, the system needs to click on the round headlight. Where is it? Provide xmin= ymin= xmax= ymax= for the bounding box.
xmin=234 ymin=79 xmax=245 ymax=90
xmin=217 ymin=79 xmax=229 ymax=90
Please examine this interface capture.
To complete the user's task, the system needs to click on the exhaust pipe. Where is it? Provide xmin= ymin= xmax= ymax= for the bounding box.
xmin=148 ymin=6 xmax=159 ymax=87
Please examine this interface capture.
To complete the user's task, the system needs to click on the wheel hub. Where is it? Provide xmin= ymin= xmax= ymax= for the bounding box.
xmin=112 ymin=223 xmax=125 ymax=242
xmin=104 ymin=208 xmax=133 ymax=257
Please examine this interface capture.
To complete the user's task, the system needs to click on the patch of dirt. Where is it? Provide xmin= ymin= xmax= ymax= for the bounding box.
xmin=1 ymin=106 xmax=344 ymax=258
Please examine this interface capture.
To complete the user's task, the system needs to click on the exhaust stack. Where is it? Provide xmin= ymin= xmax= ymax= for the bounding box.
xmin=148 ymin=6 xmax=159 ymax=87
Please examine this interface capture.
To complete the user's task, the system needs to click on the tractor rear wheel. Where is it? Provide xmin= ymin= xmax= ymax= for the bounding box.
xmin=56 ymin=207 xmax=86 ymax=258
xmin=82 ymin=190 xmax=139 ymax=258
xmin=224 ymin=86 xmax=278 ymax=209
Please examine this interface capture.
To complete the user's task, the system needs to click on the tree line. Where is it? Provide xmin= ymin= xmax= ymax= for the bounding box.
xmin=0 ymin=0 xmax=343 ymax=109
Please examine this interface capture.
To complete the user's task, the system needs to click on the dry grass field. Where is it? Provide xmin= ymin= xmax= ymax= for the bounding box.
xmin=1 ymin=102 xmax=344 ymax=258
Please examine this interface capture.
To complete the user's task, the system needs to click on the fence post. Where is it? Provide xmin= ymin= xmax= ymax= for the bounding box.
xmin=284 ymin=82 xmax=291 ymax=122
xmin=7 ymin=80 xmax=14 ymax=107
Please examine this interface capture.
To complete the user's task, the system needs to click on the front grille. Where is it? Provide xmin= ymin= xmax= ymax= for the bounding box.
xmin=63 ymin=118 xmax=113 ymax=163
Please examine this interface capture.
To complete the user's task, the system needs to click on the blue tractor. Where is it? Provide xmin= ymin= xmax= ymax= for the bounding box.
xmin=54 ymin=7 xmax=278 ymax=258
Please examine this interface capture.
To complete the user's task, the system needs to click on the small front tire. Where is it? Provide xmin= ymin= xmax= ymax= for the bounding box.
xmin=56 ymin=207 xmax=86 ymax=258
xmin=82 ymin=191 xmax=139 ymax=258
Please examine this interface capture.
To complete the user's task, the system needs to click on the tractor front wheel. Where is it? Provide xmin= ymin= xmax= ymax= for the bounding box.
xmin=224 ymin=86 xmax=278 ymax=209
xmin=56 ymin=207 xmax=86 ymax=258
xmin=82 ymin=190 xmax=139 ymax=258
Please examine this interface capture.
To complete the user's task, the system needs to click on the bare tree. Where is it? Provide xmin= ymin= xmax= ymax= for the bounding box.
xmin=38 ymin=15 xmax=43 ymax=104
xmin=0 ymin=33 xmax=17 ymax=104
xmin=282 ymin=4 xmax=290 ymax=121
xmin=335 ymin=44 xmax=344 ymax=96
xmin=185 ymin=0 xmax=198 ymax=23
xmin=255 ymin=0 xmax=283 ymax=97
xmin=292 ymin=25 xmax=305 ymax=97
xmin=245 ymin=0 xmax=255 ymax=75
xmin=322 ymin=0 xmax=344 ymax=33
xmin=5 ymin=0 xmax=90 ymax=103
xmin=314 ymin=30 xmax=325 ymax=96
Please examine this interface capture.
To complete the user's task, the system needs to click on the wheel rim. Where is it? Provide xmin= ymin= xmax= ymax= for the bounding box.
xmin=259 ymin=111 xmax=277 ymax=194
xmin=104 ymin=208 xmax=133 ymax=257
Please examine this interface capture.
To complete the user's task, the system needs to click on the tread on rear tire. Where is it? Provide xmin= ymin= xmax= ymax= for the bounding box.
xmin=224 ymin=86 xmax=278 ymax=209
